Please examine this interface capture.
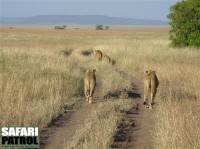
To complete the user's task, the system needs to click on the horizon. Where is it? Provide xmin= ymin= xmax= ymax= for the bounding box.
xmin=0 ymin=14 xmax=168 ymax=22
xmin=0 ymin=0 xmax=179 ymax=21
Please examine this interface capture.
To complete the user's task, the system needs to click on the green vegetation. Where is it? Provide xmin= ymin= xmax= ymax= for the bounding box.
xmin=168 ymin=0 xmax=200 ymax=47
xmin=96 ymin=25 xmax=104 ymax=30
xmin=95 ymin=25 xmax=109 ymax=30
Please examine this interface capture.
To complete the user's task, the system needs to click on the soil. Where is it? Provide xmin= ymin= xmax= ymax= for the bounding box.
xmin=41 ymin=69 xmax=156 ymax=149
xmin=41 ymin=74 xmax=103 ymax=149
xmin=112 ymin=69 xmax=156 ymax=149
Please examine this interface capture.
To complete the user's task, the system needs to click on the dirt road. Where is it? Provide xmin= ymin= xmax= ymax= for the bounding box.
xmin=41 ymin=69 xmax=155 ymax=149
xmin=41 ymin=74 xmax=103 ymax=149
xmin=112 ymin=69 xmax=156 ymax=149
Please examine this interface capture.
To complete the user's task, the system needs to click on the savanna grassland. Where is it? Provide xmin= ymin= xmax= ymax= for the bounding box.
xmin=0 ymin=27 xmax=200 ymax=149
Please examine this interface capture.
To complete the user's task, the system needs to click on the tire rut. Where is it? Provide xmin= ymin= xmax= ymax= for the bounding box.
xmin=112 ymin=68 xmax=156 ymax=149
xmin=41 ymin=74 xmax=103 ymax=149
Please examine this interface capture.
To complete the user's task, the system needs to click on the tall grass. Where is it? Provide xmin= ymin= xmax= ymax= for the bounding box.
xmin=154 ymin=100 xmax=200 ymax=149
xmin=66 ymin=28 xmax=200 ymax=148
xmin=0 ymin=49 xmax=83 ymax=127
xmin=0 ymin=27 xmax=132 ymax=129
xmin=100 ymin=29 xmax=200 ymax=149
xmin=1 ymin=27 xmax=199 ymax=148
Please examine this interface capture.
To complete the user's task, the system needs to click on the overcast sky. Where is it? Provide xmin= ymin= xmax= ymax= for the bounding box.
xmin=0 ymin=0 xmax=179 ymax=21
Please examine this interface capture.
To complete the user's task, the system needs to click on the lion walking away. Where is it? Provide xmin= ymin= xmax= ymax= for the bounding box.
xmin=103 ymin=55 xmax=111 ymax=64
xmin=94 ymin=49 xmax=103 ymax=60
xmin=84 ymin=69 xmax=96 ymax=104
xmin=144 ymin=70 xmax=159 ymax=109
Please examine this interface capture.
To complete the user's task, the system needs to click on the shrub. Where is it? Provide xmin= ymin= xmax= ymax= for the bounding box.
xmin=168 ymin=0 xmax=200 ymax=47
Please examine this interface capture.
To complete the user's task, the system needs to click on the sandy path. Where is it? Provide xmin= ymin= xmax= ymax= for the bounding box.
xmin=112 ymin=69 xmax=156 ymax=149
xmin=41 ymin=74 xmax=102 ymax=149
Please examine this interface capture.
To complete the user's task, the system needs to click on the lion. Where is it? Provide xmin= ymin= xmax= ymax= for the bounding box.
xmin=94 ymin=50 xmax=103 ymax=60
xmin=84 ymin=69 xmax=96 ymax=104
xmin=143 ymin=70 xmax=159 ymax=109
xmin=103 ymin=55 xmax=111 ymax=64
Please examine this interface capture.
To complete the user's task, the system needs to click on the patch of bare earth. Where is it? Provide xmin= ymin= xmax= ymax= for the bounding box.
xmin=41 ymin=74 xmax=103 ymax=149
xmin=112 ymin=69 xmax=156 ymax=149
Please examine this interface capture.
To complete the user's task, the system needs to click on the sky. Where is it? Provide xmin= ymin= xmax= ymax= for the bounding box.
xmin=0 ymin=0 xmax=179 ymax=21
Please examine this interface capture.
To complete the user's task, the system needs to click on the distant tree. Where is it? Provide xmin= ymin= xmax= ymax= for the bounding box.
xmin=96 ymin=25 xmax=104 ymax=30
xmin=105 ymin=26 xmax=109 ymax=30
xmin=168 ymin=0 xmax=200 ymax=47
xmin=54 ymin=25 xmax=66 ymax=30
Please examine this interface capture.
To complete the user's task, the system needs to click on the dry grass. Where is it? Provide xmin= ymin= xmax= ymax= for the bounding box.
xmin=1 ymin=27 xmax=199 ymax=148
xmin=97 ymin=28 xmax=200 ymax=149
xmin=0 ymin=27 xmax=132 ymax=128
xmin=65 ymin=99 xmax=135 ymax=149
xmin=103 ymin=33 xmax=200 ymax=148
xmin=154 ymin=100 xmax=200 ymax=149
xmin=0 ymin=48 xmax=84 ymax=127
xmin=70 ymin=48 xmax=131 ymax=95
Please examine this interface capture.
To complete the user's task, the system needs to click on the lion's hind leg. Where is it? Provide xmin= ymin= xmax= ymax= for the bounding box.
xmin=86 ymin=92 xmax=90 ymax=102
xmin=144 ymin=80 xmax=150 ymax=106
xmin=88 ymin=88 xmax=94 ymax=104
xmin=84 ymin=84 xmax=90 ymax=102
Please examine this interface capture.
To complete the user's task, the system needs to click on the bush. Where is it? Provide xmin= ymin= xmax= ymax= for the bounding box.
xmin=105 ymin=26 xmax=109 ymax=30
xmin=168 ymin=0 xmax=200 ymax=47
xmin=96 ymin=25 xmax=104 ymax=30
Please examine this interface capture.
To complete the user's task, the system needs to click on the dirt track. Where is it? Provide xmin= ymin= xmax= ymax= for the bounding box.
xmin=41 ymin=74 xmax=103 ymax=149
xmin=41 ymin=69 xmax=156 ymax=149
xmin=112 ymin=69 xmax=155 ymax=149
